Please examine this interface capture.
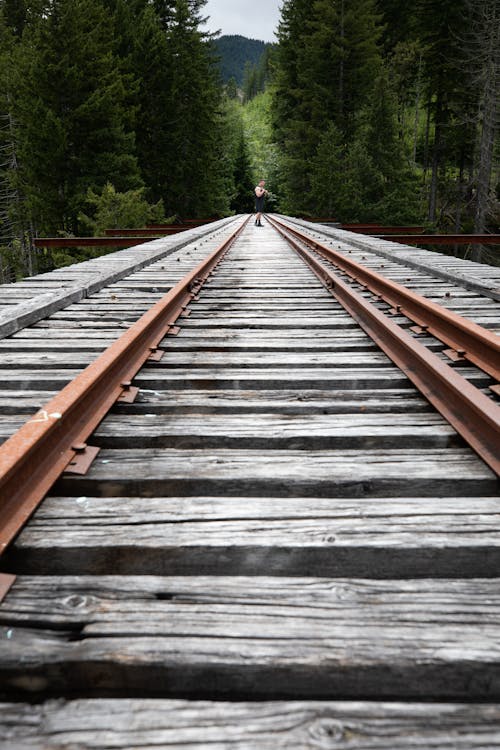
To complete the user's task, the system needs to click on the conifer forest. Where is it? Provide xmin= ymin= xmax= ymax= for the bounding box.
xmin=0 ymin=0 xmax=499 ymax=279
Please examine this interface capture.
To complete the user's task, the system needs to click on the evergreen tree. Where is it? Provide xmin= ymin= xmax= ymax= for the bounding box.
xmin=225 ymin=77 xmax=239 ymax=100
xmin=230 ymin=125 xmax=254 ymax=212
xmin=242 ymin=60 xmax=258 ymax=103
xmin=161 ymin=0 xmax=228 ymax=216
xmin=359 ymin=70 xmax=422 ymax=221
xmin=375 ymin=0 xmax=418 ymax=52
xmin=309 ymin=123 xmax=346 ymax=217
xmin=415 ymin=0 xmax=470 ymax=221
xmin=13 ymin=0 xmax=141 ymax=234
xmin=129 ymin=1 xmax=174 ymax=204
xmin=273 ymin=0 xmax=383 ymax=213
xmin=1 ymin=0 xmax=27 ymax=35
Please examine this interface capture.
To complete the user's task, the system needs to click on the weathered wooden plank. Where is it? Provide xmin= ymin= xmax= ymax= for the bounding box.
xmin=88 ymin=412 xmax=459 ymax=450
xmin=133 ymin=366 xmax=488 ymax=390
xmin=53 ymin=447 xmax=497 ymax=498
xmin=0 ymin=391 xmax=59 ymax=413
xmin=1 ymin=410 xmax=454 ymax=448
xmin=3 ymin=699 xmax=500 ymax=749
xmin=0 ymin=388 xmax=428 ymax=416
xmin=175 ymin=316 xmax=359 ymax=328
xmin=0 ymin=351 xmax=398 ymax=368
xmin=6 ymin=496 xmax=500 ymax=577
xmin=0 ymin=366 xmax=433 ymax=391
xmin=0 ymin=217 xmax=240 ymax=338
xmin=119 ymin=387 xmax=431 ymax=413
xmin=2 ymin=576 xmax=500 ymax=699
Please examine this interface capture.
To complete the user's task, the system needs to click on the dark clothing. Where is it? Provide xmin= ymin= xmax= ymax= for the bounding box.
xmin=255 ymin=194 xmax=265 ymax=212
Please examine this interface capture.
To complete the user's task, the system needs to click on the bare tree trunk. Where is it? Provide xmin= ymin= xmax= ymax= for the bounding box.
xmin=338 ymin=0 xmax=345 ymax=122
xmin=429 ymin=100 xmax=444 ymax=222
xmin=423 ymin=101 xmax=432 ymax=183
xmin=412 ymin=53 xmax=423 ymax=165
xmin=473 ymin=1 xmax=499 ymax=234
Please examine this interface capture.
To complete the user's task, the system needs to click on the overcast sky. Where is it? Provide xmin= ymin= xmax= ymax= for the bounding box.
xmin=202 ymin=0 xmax=282 ymax=43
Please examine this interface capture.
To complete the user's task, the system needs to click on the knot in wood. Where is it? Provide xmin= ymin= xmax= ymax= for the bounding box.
xmin=308 ymin=717 xmax=346 ymax=743
xmin=64 ymin=595 xmax=88 ymax=609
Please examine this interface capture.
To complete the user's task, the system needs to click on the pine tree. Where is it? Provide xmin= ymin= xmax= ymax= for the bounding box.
xmin=129 ymin=2 xmax=174 ymax=204
xmin=230 ymin=124 xmax=254 ymax=213
xmin=273 ymin=0 xmax=383 ymax=213
xmin=242 ymin=61 xmax=258 ymax=103
xmin=161 ymin=0 xmax=227 ymax=216
xmin=309 ymin=123 xmax=346 ymax=217
xmin=375 ymin=0 xmax=418 ymax=52
xmin=416 ymin=0 xmax=470 ymax=221
xmin=13 ymin=0 xmax=141 ymax=234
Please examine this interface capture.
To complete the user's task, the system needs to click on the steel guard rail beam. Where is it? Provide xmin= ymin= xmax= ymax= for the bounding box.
xmin=267 ymin=215 xmax=500 ymax=477
xmin=0 ymin=216 xmax=249 ymax=555
xmin=271 ymin=216 xmax=500 ymax=382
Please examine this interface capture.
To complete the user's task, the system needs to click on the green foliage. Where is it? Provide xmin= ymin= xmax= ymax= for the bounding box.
xmin=241 ymin=90 xmax=280 ymax=207
xmin=0 ymin=240 xmax=26 ymax=282
xmin=222 ymin=100 xmax=254 ymax=213
xmin=273 ymin=0 xmax=386 ymax=213
xmin=0 ymin=0 xmax=241 ymax=268
xmin=157 ymin=1 xmax=230 ymax=217
xmin=79 ymin=182 xmax=167 ymax=235
xmin=271 ymin=0 xmax=497 ymax=232
xmin=12 ymin=0 xmax=141 ymax=235
xmin=1 ymin=0 xmax=495 ymax=282
xmin=225 ymin=77 xmax=239 ymax=99
xmin=242 ymin=46 xmax=274 ymax=102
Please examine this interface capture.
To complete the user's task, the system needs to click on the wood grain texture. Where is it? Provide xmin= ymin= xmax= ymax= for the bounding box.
xmin=0 ymin=217 xmax=239 ymax=338
xmin=53 ymin=447 xmax=497 ymax=499
xmin=5 ymin=495 xmax=500 ymax=577
xmin=2 ymin=699 xmax=500 ymax=748
xmin=1 ymin=218 xmax=499 ymax=741
xmin=2 ymin=577 xmax=500 ymax=700
xmin=89 ymin=412 xmax=459 ymax=450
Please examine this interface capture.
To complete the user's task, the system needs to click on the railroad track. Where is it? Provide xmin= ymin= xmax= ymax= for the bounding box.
xmin=1 ymin=215 xmax=500 ymax=747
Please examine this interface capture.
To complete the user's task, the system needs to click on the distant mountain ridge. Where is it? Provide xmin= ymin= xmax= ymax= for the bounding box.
xmin=213 ymin=35 xmax=271 ymax=85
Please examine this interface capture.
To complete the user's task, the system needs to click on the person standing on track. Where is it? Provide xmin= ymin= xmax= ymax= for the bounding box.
xmin=254 ymin=180 xmax=268 ymax=226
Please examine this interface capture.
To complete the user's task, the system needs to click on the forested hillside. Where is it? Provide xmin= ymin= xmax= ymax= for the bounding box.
xmin=213 ymin=35 xmax=269 ymax=84
xmin=0 ymin=0 xmax=498 ymax=279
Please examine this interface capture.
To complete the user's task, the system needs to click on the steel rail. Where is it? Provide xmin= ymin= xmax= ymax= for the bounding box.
xmin=270 ymin=216 xmax=500 ymax=382
xmin=0 ymin=216 xmax=249 ymax=556
xmin=267 ymin=215 xmax=500 ymax=477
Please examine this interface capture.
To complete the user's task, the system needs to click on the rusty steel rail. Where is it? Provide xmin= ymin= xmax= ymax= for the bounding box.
xmin=0 ymin=216 xmax=249 ymax=556
xmin=271 ymin=216 xmax=500 ymax=382
xmin=267 ymin=215 xmax=500 ymax=477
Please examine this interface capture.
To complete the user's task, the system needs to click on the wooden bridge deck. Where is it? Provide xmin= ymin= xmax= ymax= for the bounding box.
xmin=0 ymin=216 xmax=499 ymax=747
